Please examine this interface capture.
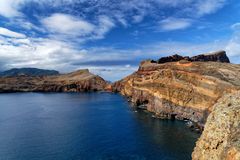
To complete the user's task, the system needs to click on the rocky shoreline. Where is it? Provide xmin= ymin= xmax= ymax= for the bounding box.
xmin=112 ymin=51 xmax=240 ymax=130
xmin=0 ymin=50 xmax=239 ymax=159
xmin=111 ymin=51 xmax=240 ymax=159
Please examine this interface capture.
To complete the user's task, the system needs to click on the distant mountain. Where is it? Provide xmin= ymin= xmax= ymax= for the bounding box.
xmin=0 ymin=69 xmax=107 ymax=92
xmin=0 ymin=68 xmax=59 ymax=77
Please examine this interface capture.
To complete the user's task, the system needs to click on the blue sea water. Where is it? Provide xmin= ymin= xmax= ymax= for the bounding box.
xmin=0 ymin=93 xmax=199 ymax=160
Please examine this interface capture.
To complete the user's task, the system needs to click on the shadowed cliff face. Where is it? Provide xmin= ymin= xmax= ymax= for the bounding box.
xmin=192 ymin=92 xmax=240 ymax=160
xmin=0 ymin=69 xmax=107 ymax=92
xmin=112 ymin=52 xmax=240 ymax=127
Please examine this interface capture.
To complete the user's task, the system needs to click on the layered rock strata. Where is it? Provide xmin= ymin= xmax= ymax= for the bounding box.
xmin=113 ymin=52 xmax=240 ymax=127
xmin=192 ymin=92 xmax=240 ymax=160
xmin=0 ymin=69 xmax=107 ymax=93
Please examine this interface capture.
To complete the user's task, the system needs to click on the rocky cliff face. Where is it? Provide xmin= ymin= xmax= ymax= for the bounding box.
xmin=192 ymin=92 xmax=240 ymax=160
xmin=113 ymin=52 xmax=240 ymax=127
xmin=0 ymin=69 xmax=107 ymax=93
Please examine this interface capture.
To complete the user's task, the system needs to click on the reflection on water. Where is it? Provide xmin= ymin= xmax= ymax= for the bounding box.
xmin=0 ymin=92 xmax=199 ymax=160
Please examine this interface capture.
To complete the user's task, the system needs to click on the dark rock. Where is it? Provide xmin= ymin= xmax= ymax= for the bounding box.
xmin=190 ymin=50 xmax=230 ymax=63
xmin=157 ymin=54 xmax=189 ymax=63
xmin=156 ymin=50 xmax=230 ymax=64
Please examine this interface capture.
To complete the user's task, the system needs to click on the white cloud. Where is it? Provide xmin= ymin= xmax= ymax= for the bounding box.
xmin=0 ymin=0 xmax=24 ymax=17
xmin=41 ymin=13 xmax=115 ymax=42
xmin=0 ymin=27 xmax=26 ymax=38
xmin=225 ymin=26 xmax=240 ymax=58
xmin=159 ymin=18 xmax=193 ymax=31
xmin=93 ymin=16 xmax=115 ymax=39
xmin=195 ymin=0 xmax=226 ymax=16
xmin=41 ymin=13 xmax=95 ymax=36
xmin=0 ymin=35 xmax=85 ymax=71
xmin=225 ymin=40 xmax=240 ymax=57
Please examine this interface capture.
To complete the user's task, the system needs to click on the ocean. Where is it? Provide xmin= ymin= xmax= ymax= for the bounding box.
xmin=0 ymin=92 xmax=199 ymax=160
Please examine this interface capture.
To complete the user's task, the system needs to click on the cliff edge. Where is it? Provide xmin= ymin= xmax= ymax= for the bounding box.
xmin=192 ymin=92 xmax=240 ymax=160
xmin=112 ymin=51 xmax=240 ymax=127
xmin=0 ymin=69 xmax=107 ymax=92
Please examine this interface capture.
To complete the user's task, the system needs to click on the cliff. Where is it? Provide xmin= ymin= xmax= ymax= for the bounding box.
xmin=0 ymin=69 xmax=107 ymax=92
xmin=192 ymin=92 xmax=240 ymax=160
xmin=112 ymin=51 xmax=240 ymax=127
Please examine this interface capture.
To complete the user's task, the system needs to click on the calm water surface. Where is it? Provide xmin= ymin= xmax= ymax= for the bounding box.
xmin=0 ymin=93 xmax=199 ymax=160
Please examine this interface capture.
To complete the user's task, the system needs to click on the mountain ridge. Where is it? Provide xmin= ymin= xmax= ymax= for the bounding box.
xmin=0 ymin=68 xmax=59 ymax=77
xmin=0 ymin=69 xmax=106 ymax=93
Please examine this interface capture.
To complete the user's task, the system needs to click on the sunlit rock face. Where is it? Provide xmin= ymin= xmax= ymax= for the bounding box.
xmin=192 ymin=92 xmax=240 ymax=160
xmin=0 ymin=69 xmax=107 ymax=92
xmin=112 ymin=51 xmax=240 ymax=127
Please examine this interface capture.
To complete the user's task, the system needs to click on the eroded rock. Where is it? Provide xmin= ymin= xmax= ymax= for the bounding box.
xmin=156 ymin=50 xmax=230 ymax=64
xmin=192 ymin=92 xmax=240 ymax=160
xmin=112 ymin=51 xmax=240 ymax=127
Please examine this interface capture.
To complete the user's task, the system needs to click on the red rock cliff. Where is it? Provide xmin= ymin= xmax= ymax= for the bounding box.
xmin=112 ymin=51 xmax=240 ymax=127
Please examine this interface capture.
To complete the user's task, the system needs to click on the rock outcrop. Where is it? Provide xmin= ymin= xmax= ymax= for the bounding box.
xmin=0 ymin=69 xmax=107 ymax=93
xmin=192 ymin=92 xmax=240 ymax=160
xmin=157 ymin=54 xmax=189 ymax=63
xmin=156 ymin=50 xmax=230 ymax=64
xmin=112 ymin=51 xmax=240 ymax=128
xmin=190 ymin=50 xmax=230 ymax=63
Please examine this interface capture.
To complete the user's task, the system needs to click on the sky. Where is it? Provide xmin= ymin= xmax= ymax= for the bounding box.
xmin=0 ymin=0 xmax=240 ymax=81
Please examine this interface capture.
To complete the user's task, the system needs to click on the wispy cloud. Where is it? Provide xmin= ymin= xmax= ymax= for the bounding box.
xmin=195 ymin=0 xmax=226 ymax=16
xmin=0 ymin=27 xmax=26 ymax=38
xmin=231 ymin=23 xmax=240 ymax=30
xmin=225 ymin=22 xmax=240 ymax=57
xmin=159 ymin=18 xmax=193 ymax=31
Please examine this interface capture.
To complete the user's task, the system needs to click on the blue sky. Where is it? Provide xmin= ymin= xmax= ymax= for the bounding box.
xmin=0 ymin=0 xmax=240 ymax=81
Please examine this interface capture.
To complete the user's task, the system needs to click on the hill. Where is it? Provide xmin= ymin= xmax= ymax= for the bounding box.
xmin=0 ymin=68 xmax=59 ymax=77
